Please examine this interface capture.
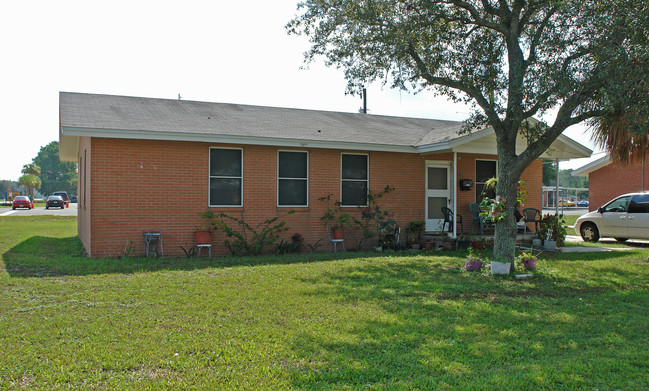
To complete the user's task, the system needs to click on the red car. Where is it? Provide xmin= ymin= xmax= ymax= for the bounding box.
xmin=12 ymin=196 xmax=33 ymax=210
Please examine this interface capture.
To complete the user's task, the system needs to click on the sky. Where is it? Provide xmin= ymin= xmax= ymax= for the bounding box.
xmin=0 ymin=0 xmax=601 ymax=181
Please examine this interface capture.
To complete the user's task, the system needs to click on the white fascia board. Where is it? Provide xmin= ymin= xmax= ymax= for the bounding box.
xmin=60 ymin=127 xmax=418 ymax=154
xmin=571 ymin=155 xmax=611 ymax=176
xmin=555 ymin=134 xmax=593 ymax=158
xmin=416 ymin=128 xmax=494 ymax=154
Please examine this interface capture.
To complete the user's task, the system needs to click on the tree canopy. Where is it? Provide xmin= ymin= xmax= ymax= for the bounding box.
xmin=33 ymin=141 xmax=77 ymax=196
xmin=288 ymin=0 xmax=649 ymax=262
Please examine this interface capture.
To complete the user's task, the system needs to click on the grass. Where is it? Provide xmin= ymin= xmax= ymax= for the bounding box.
xmin=2 ymin=217 xmax=649 ymax=389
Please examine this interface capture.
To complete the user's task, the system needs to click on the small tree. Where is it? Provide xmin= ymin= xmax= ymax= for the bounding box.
xmin=18 ymin=164 xmax=41 ymax=201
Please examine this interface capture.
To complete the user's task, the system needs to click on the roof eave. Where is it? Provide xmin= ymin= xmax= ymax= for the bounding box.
xmin=59 ymin=126 xmax=419 ymax=154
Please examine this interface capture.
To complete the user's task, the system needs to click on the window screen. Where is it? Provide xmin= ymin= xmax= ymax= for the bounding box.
xmin=209 ymin=148 xmax=242 ymax=206
xmin=342 ymin=154 xmax=368 ymax=206
xmin=278 ymin=151 xmax=308 ymax=206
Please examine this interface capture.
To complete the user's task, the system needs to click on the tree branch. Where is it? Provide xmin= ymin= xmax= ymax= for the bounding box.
xmin=440 ymin=0 xmax=508 ymax=34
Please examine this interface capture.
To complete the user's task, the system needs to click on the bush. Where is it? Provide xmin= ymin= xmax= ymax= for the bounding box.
xmin=538 ymin=214 xmax=567 ymax=247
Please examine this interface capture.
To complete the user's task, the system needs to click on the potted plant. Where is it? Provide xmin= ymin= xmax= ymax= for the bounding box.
xmin=464 ymin=248 xmax=483 ymax=271
xmin=423 ymin=240 xmax=435 ymax=251
xmin=517 ymin=250 xmax=538 ymax=270
xmin=457 ymin=234 xmax=472 ymax=250
xmin=194 ymin=211 xmax=217 ymax=245
xmin=491 ymin=257 xmax=511 ymax=275
xmin=538 ymin=214 xmax=566 ymax=251
xmin=471 ymin=236 xmax=486 ymax=250
xmin=319 ymin=193 xmax=351 ymax=239
xmin=406 ymin=220 xmax=425 ymax=249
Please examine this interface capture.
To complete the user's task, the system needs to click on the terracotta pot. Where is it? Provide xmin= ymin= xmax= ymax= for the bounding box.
xmin=521 ymin=258 xmax=538 ymax=270
xmin=423 ymin=241 xmax=434 ymax=251
xmin=332 ymin=228 xmax=344 ymax=240
xmin=471 ymin=241 xmax=485 ymax=250
xmin=465 ymin=259 xmax=483 ymax=271
xmin=194 ymin=230 xmax=212 ymax=245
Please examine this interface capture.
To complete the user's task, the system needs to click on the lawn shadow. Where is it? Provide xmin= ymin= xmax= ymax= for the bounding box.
xmin=288 ymin=254 xmax=649 ymax=389
xmin=2 ymin=235 xmax=382 ymax=278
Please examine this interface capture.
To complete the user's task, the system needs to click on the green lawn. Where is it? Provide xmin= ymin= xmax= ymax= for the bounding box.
xmin=2 ymin=217 xmax=649 ymax=389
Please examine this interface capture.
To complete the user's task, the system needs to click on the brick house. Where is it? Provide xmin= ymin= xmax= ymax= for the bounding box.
xmin=59 ymin=92 xmax=591 ymax=257
xmin=572 ymin=155 xmax=648 ymax=211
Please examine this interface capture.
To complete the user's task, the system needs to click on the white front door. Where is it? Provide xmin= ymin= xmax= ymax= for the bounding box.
xmin=425 ymin=162 xmax=452 ymax=232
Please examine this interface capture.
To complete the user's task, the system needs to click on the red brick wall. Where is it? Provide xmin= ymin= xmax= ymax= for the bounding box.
xmin=85 ymin=138 xmax=543 ymax=257
xmin=589 ymin=160 xmax=648 ymax=211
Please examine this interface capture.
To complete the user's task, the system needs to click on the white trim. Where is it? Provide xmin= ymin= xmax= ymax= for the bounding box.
xmin=277 ymin=150 xmax=309 ymax=208
xmin=340 ymin=152 xmax=369 ymax=207
xmin=571 ymin=155 xmax=611 ymax=177
xmin=424 ymin=161 xmax=452 ymax=232
xmin=61 ymin=127 xmax=417 ymax=154
xmin=453 ymin=152 xmax=457 ymax=238
xmin=208 ymin=147 xmax=243 ymax=207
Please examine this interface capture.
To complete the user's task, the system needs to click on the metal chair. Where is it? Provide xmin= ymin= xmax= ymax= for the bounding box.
xmin=441 ymin=207 xmax=463 ymax=233
xmin=522 ymin=208 xmax=542 ymax=233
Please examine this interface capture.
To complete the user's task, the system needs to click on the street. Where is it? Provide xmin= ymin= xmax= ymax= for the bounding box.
xmin=0 ymin=203 xmax=78 ymax=217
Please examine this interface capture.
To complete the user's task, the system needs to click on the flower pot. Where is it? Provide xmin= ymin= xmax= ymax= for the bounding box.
xmin=491 ymin=261 xmax=511 ymax=275
xmin=532 ymin=238 xmax=542 ymax=248
xmin=373 ymin=246 xmax=383 ymax=252
xmin=332 ymin=228 xmax=344 ymax=240
xmin=410 ymin=244 xmax=421 ymax=250
xmin=194 ymin=230 xmax=212 ymax=245
xmin=471 ymin=241 xmax=485 ymax=250
xmin=423 ymin=241 xmax=434 ymax=251
xmin=544 ymin=240 xmax=556 ymax=252
xmin=465 ymin=259 xmax=483 ymax=271
xmin=521 ymin=258 xmax=538 ymax=270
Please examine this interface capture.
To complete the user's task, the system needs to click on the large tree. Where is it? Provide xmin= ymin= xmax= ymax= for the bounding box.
xmin=288 ymin=0 xmax=649 ymax=262
xmin=33 ymin=141 xmax=77 ymax=196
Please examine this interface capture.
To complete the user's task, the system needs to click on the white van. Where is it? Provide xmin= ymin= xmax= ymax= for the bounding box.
xmin=575 ymin=192 xmax=649 ymax=242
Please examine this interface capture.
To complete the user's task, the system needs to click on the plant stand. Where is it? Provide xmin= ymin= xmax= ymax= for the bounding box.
xmin=143 ymin=231 xmax=163 ymax=257
xmin=196 ymin=244 xmax=212 ymax=257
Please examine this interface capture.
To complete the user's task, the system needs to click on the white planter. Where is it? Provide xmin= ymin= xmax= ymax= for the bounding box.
xmin=491 ymin=261 xmax=511 ymax=275
xmin=373 ymin=246 xmax=383 ymax=252
xmin=544 ymin=240 xmax=557 ymax=252
xmin=532 ymin=238 xmax=542 ymax=248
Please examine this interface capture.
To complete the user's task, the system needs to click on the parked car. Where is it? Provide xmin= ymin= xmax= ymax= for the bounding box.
xmin=558 ymin=200 xmax=576 ymax=207
xmin=12 ymin=196 xmax=33 ymax=210
xmin=70 ymin=195 xmax=78 ymax=203
xmin=46 ymin=195 xmax=65 ymax=209
xmin=52 ymin=191 xmax=70 ymax=208
xmin=575 ymin=192 xmax=649 ymax=243
xmin=577 ymin=200 xmax=589 ymax=207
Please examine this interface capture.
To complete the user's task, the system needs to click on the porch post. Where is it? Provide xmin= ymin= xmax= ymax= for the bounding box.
xmin=555 ymin=158 xmax=559 ymax=216
xmin=453 ymin=152 xmax=457 ymax=238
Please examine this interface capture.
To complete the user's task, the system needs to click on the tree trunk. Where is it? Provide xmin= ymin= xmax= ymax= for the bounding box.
xmin=492 ymin=129 xmax=524 ymax=265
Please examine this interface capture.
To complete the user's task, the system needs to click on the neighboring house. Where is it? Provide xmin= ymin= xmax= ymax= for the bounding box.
xmin=572 ymin=155 xmax=649 ymax=211
xmin=59 ymin=92 xmax=592 ymax=257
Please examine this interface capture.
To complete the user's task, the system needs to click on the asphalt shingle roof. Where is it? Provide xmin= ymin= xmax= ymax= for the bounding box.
xmin=59 ymin=92 xmax=465 ymax=147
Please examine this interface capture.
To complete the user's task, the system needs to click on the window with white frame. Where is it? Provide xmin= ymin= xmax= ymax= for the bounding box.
xmin=278 ymin=151 xmax=308 ymax=207
xmin=209 ymin=148 xmax=242 ymax=206
xmin=341 ymin=153 xmax=368 ymax=206
xmin=475 ymin=159 xmax=497 ymax=202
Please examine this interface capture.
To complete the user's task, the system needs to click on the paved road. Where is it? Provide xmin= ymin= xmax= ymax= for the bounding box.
xmin=0 ymin=203 xmax=78 ymax=217
xmin=542 ymin=207 xmax=589 ymax=216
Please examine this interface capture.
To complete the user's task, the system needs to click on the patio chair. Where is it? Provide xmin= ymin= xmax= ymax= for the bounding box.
xmin=441 ymin=207 xmax=463 ymax=233
xmin=469 ymin=202 xmax=485 ymax=235
xmin=522 ymin=208 xmax=542 ymax=233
